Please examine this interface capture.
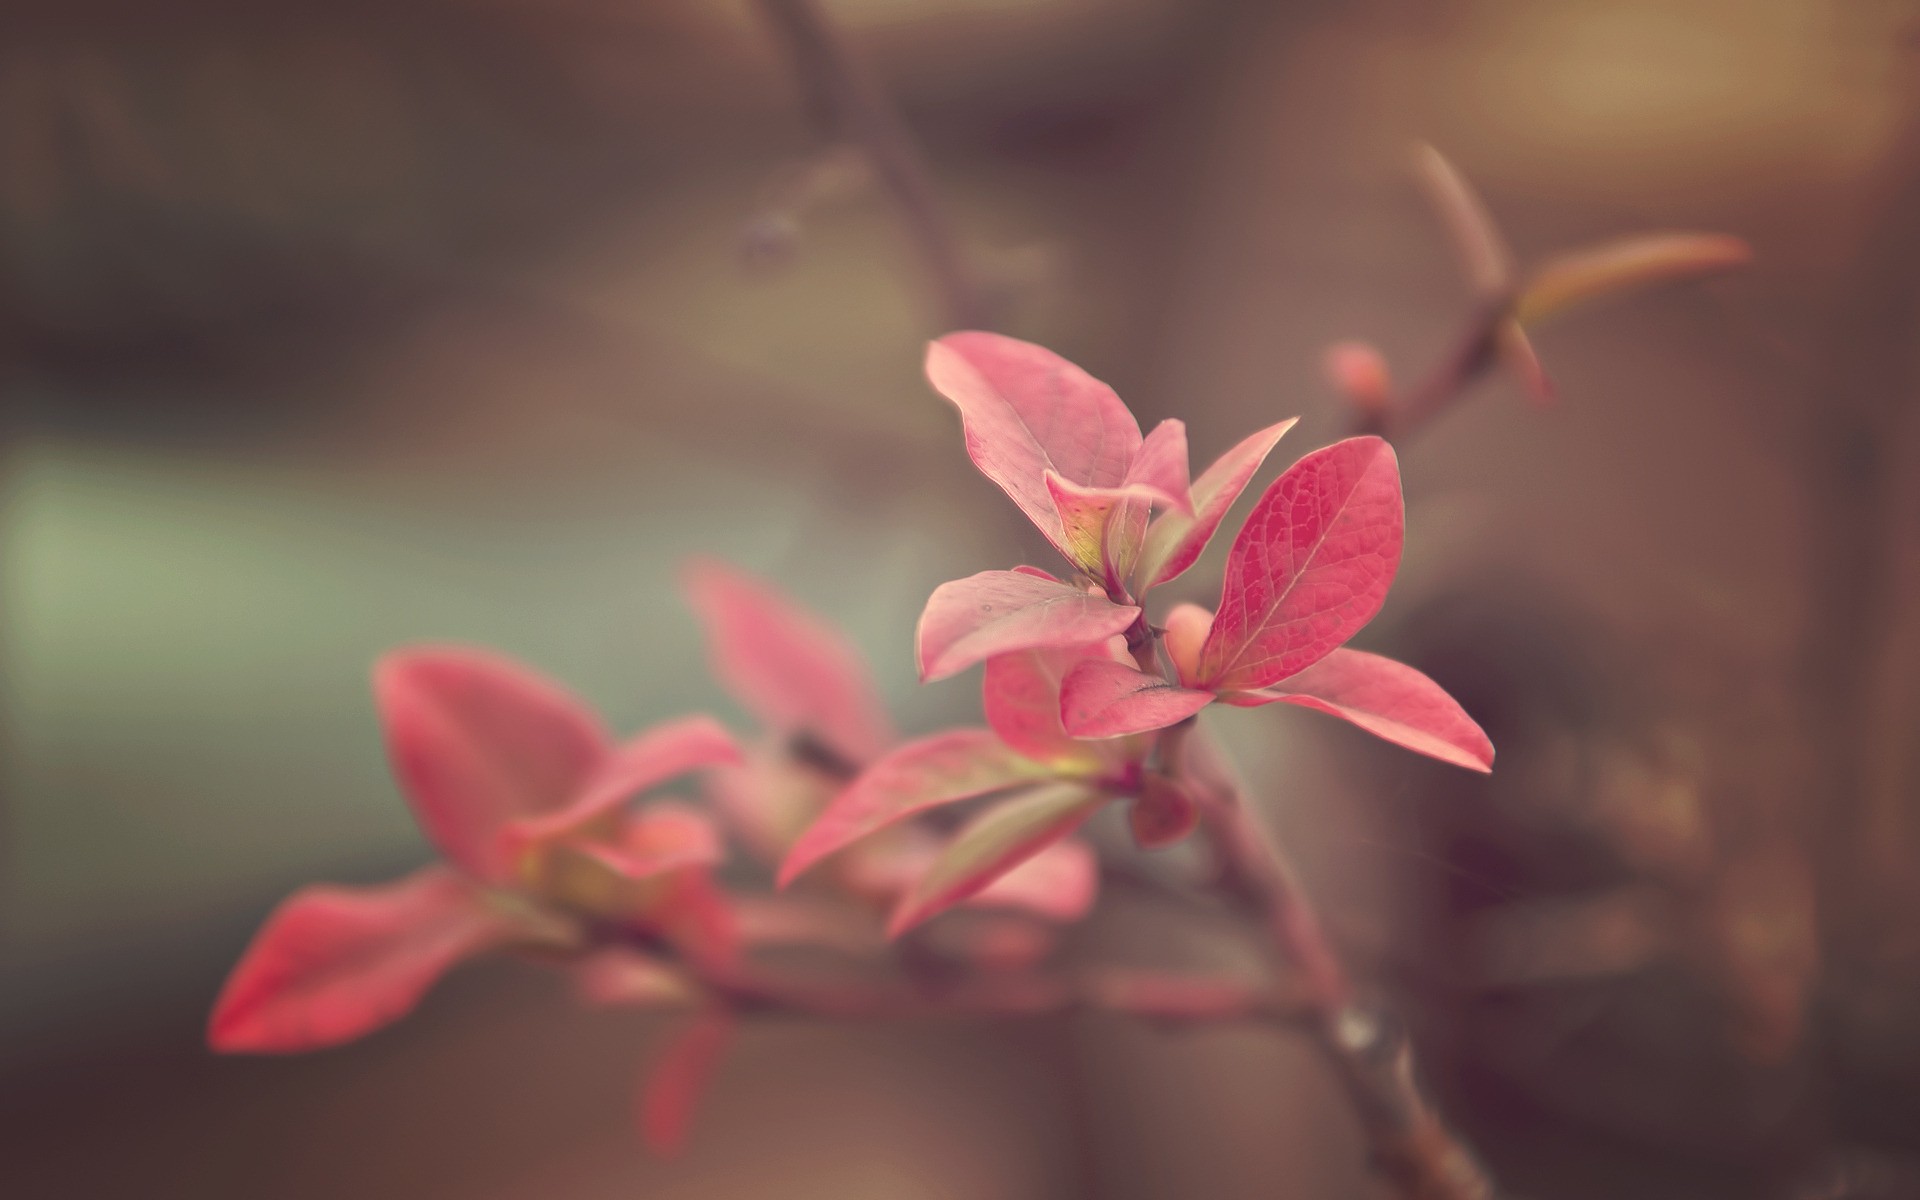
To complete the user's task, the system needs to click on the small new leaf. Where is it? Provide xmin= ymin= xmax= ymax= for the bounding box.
xmin=1136 ymin=420 xmax=1297 ymax=592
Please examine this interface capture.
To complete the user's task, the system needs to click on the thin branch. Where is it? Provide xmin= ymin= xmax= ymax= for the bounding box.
xmin=1190 ymin=727 xmax=1499 ymax=1200
xmin=753 ymin=0 xmax=991 ymax=329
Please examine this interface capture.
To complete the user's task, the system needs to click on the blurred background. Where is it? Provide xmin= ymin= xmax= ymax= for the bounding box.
xmin=4 ymin=0 xmax=1919 ymax=1196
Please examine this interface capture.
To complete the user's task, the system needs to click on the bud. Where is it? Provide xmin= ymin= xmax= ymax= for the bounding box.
xmin=1129 ymin=772 xmax=1200 ymax=850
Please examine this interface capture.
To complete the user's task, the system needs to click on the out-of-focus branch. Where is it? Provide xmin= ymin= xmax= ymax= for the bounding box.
xmin=704 ymin=959 xmax=1312 ymax=1027
xmin=1341 ymin=146 xmax=1747 ymax=443
xmin=752 ymin=0 xmax=991 ymax=329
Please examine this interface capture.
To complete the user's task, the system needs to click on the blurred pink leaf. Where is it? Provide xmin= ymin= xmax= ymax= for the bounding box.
xmin=1517 ymin=232 xmax=1751 ymax=326
xmin=887 ymin=781 xmax=1108 ymax=937
xmin=574 ymin=948 xmax=695 ymax=1009
xmin=917 ymin=569 xmax=1139 ymax=682
xmin=779 ymin=730 xmax=1051 ymax=885
xmin=1060 ymin=658 xmax=1214 ymax=738
xmin=208 ymin=867 xmax=511 ymax=1053
xmin=375 ymin=647 xmax=609 ymax=883
xmin=1136 ymin=419 xmax=1297 ymax=592
xmin=1129 ymin=774 xmax=1199 ymax=849
xmin=1496 ymin=319 xmax=1556 ymax=406
xmin=1226 ymin=648 xmax=1493 ymax=772
xmin=638 ymin=1007 xmax=737 ymax=1157
xmin=925 ymin=332 xmax=1141 ymax=557
xmin=1413 ymin=142 xmax=1514 ymax=296
xmin=681 ymin=558 xmax=895 ymax=764
xmin=1198 ymin=437 xmax=1404 ymax=691
xmin=971 ymin=836 xmax=1098 ymax=922
xmin=497 ymin=716 xmax=739 ymax=870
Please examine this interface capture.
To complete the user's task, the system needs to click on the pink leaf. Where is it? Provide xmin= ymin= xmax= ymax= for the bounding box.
xmin=1136 ymin=419 xmax=1297 ymax=592
xmin=778 ymin=730 xmax=1051 ymax=885
xmin=1198 ymin=437 xmax=1403 ymax=691
xmin=971 ymin=836 xmax=1099 ymax=922
xmin=917 ymin=569 xmax=1139 ymax=683
xmin=375 ymin=647 xmax=610 ymax=883
xmin=497 ymin=716 xmax=740 ymax=870
xmin=681 ymin=558 xmax=895 ymax=764
xmin=887 ymin=781 xmax=1108 ymax=937
xmin=1126 ymin=419 xmax=1194 ymax=514
xmin=208 ymin=866 xmax=510 ymax=1054
xmin=1226 ymin=648 xmax=1493 ymax=772
xmin=1060 ymin=658 xmax=1214 ymax=739
xmin=983 ymin=642 xmax=1127 ymax=768
xmin=1129 ymin=773 xmax=1199 ymax=849
xmin=925 ymin=333 xmax=1141 ymax=554
xmin=638 ymin=1007 xmax=736 ymax=1157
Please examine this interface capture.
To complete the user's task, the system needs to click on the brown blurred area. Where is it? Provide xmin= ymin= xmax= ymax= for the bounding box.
xmin=4 ymin=0 xmax=1920 ymax=1196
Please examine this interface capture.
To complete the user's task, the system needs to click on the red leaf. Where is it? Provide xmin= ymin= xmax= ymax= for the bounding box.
xmin=1060 ymin=658 xmax=1213 ymax=739
xmin=983 ymin=642 xmax=1128 ymax=768
xmin=1136 ymin=419 xmax=1297 ymax=592
xmin=208 ymin=866 xmax=510 ymax=1054
xmin=778 ymin=729 xmax=1051 ymax=885
xmin=1226 ymin=648 xmax=1493 ymax=772
xmin=497 ymin=716 xmax=740 ymax=871
xmin=681 ymin=558 xmax=895 ymax=764
xmin=1129 ymin=773 xmax=1199 ymax=849
xmin=917 ymin=569 xmax=1139 ymax=683
xmin=925 ymin=332 xmax=1142 ymax=557
xmin=1198 ymin=437 xmax=1403 ymax=692
xmin=887 ymin=781 xmax=1108 ymax=937
xmin=375 ymin=647 xmax=610 ymax=883
xmin=638 ymin=1007 xmax=736 ymax=1157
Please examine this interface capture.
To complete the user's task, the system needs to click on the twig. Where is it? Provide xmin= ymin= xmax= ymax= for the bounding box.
xmin=1189 ymin=727 xmax=1499 ymax=1200
xmin=753 ymin=0 xmax=991 ymax=328
xmin=703 ymin=960 xmax=1313 ymax=1027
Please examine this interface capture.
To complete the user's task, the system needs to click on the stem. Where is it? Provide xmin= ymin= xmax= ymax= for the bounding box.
xmin=1191 ymin=728 xmax=1497 ymax=1200
xmin=703 ymin=960 xmax=1311 ymax=1026
xmin=1354 ymin=297 xmax=1510 ymax=442
xmin=753 ymin=0 xmax=991 ymax=329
